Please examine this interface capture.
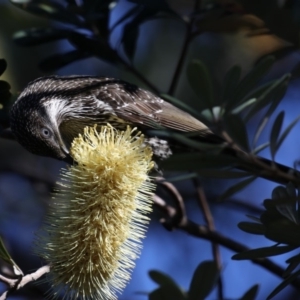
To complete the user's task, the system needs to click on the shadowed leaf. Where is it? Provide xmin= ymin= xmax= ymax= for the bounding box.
xmin=68 ymin=34 xmax=121 ymax=64
xmin=238 ymin=222 xmax=265 ymax=235
xmin=0 ymin=59 xmax=7 ymax=77
xmin=13 ymin=28 xmax=72 ymax=46
xmin=0 ymin=237 xmax=23 ymax=276
xmin=240 ymin=284 xmax=259 ymax=300
xmin=39 ymin=50 xmax=91 ymax=72
xmin=234 ymin=56 xmax=275 ymax=102
xmin=188 ymin=261 xmax=219 ymax=300
xmin=270 ymin=111 xmax=284 ymax=159
xmin=187 ymin=60 xmax=214 ymax=109
xmin=222 ymin=65 xmax=241 ymax=109
xmin=219 ymin=176 xmax=256 ymax=200
xmin=232 ymin=245 xmax=296 ymax=260
xmin=267 ymin=270 xmax=300 ymax=299
xmin=224 ymin=114 xmax=250 ymax=151
xmin=149 ymin=286 xmax=186 ymax=300
xmin=10 ymin=0 xmax=83 ymax=25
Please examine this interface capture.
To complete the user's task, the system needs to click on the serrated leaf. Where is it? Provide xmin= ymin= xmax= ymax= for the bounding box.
xmin=219 ymin=177 xmax=256 ymax=200
xmin=224 ymin=114 xmax=250 ymax=151
xmin=0 ymin=59 xmax=7 ymax=77
xmin=276 ymin=115 xmax=300 ymax=151
xmin=238 ymin=222 xmax=266 ymax=235
xmin=240 ymin=284 xmax=259 ymax=300
xmin=232 ymin=245 xmax=297 ymax=260
xmin=270 ymin=111 xmax=284 ymax=159
xmin=149 ymin=286 xmax=187 ymax=300
xmin=267 ymin=269 xmax=300 ymax=299
xmin=234 ymin=56 xmax=275 ymax=102
xmin=187 ymin=60 xmax=214 ymax=109
xmin=39 ymin=50 xmax=90 ymax=72
xmin=13 ymin=28 xmax=72 ymax=46
xmin=10 ymin=0 xmax=83 ymax=26
xmin=222 ymin=65 xmax=241 ymax=109
xmin=188 ymin=261 xmax=219 ymax=300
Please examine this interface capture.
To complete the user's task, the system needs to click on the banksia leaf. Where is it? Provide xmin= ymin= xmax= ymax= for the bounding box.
xmin=37 ymin=125 xmax=155 ymax=300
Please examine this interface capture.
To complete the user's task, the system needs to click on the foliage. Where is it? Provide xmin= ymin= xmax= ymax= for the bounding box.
xmin=1 ymin=0 xmax=300 ymax=299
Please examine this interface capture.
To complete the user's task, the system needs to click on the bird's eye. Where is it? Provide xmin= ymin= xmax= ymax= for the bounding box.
xmin=41 ymin=127 xmax=51 ymax=138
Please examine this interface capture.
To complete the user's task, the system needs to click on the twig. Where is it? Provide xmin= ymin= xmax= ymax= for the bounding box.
xmin=153 ymin=196 xmax=300 ymax=290
xmin=0 ymin=265 xmax=50 ymax=300
xmin=193 ymin=179 xmax=223 ymax=300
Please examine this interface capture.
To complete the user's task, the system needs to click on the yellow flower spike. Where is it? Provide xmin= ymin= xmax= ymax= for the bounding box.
xmin=37 ymin=125 xmax=155 ymax=300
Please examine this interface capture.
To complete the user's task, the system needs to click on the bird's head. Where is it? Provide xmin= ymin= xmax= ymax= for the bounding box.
xmin=10 ymin=81 xmax=71 ymax=162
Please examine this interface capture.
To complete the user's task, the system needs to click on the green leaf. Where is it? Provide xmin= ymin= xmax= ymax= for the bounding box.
xmin=149 ymin=131 xmax=223 ymax=152
xmin=161 ymin=153 xmax=240 ymax=170
xmin=149 ymin=286 xmax=187 ymax=300
xmin=240 ymin=284 xmax=259 ymax=300
xmin=252 ymin=142 xmax=269 ymax=154
xmin=234 ymin=56 xmax=275 ymax=103
xmin=13 ymin=28 xmax=72 ymax=46
xmin=245 ymin=75 xmax=289 ymax=123
xmin=276 ymin=115 xmax=300 ymax=151
xmin=267 ymin=269 xmax=300 ymax=299
xmin=231 ymin=98 xmax=256 ymax=114
xmin=188 ymin=261 xmax=219 ymax=300
xmin=238 ymin=222 xmax=265 ymax=235
xmin=0 ymin=59 xmax=7 ymax=77
xmin=10 ymin=0 xmax=84 ymax=25
xmin=224 ymin=114 xmax=250 ymax=151
xmin=164 ymin=173 xmax=198 ymax=182
xmin=0 ymin=237 xmax=23 ymax=276
xmin=232 ymin=245 xmax=297 ymax=260
xmin=222 ymin=65 xmax=242 ymax=109
xmin=270 ymin=111 xmax=284 ymax=159
xmin=187 ymin=60 xmax=214 ymax=109
xmin=219 ymin=177 xmax=256 ymax=200
xmin=39 ymin=50 xmax=91 ymax=72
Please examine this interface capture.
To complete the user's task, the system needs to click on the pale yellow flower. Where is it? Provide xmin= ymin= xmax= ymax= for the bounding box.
xmin=37 ymin=125 xmax=155 ymax=300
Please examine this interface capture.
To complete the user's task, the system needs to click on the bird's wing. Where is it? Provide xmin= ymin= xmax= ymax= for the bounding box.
xmin=95 ymin=81 xmax=210 ymax=134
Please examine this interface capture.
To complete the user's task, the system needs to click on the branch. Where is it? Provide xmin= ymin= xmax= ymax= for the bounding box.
xmin=153 ymin=195 xmax=300 ymax=290
xmin=193 ymin=179 xmax=223 ymax=300
xmin=0 ymin=265 xmax=50 ymax=300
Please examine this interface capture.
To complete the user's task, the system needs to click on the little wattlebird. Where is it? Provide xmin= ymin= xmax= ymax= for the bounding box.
xmin=9 ymin=75 xmax=298 ymax=184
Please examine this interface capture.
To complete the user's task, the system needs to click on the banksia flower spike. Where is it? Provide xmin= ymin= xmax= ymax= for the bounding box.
xmin=37 ymin=125 xmax=155 ymax=300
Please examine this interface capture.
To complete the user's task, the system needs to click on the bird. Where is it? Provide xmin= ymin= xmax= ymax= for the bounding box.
xmin=10 ymin=75 xmax=221 ymax=164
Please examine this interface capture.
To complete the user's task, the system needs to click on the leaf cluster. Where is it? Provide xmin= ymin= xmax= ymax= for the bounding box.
xmin=234 ymin=183 xmax=300 ymax=299
xmin=148 ymin=260 xmax=258 ymax=300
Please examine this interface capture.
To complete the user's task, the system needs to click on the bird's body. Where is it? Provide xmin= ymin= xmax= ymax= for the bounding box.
xmin=10 ymin=75 xmax=216 ymax=162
